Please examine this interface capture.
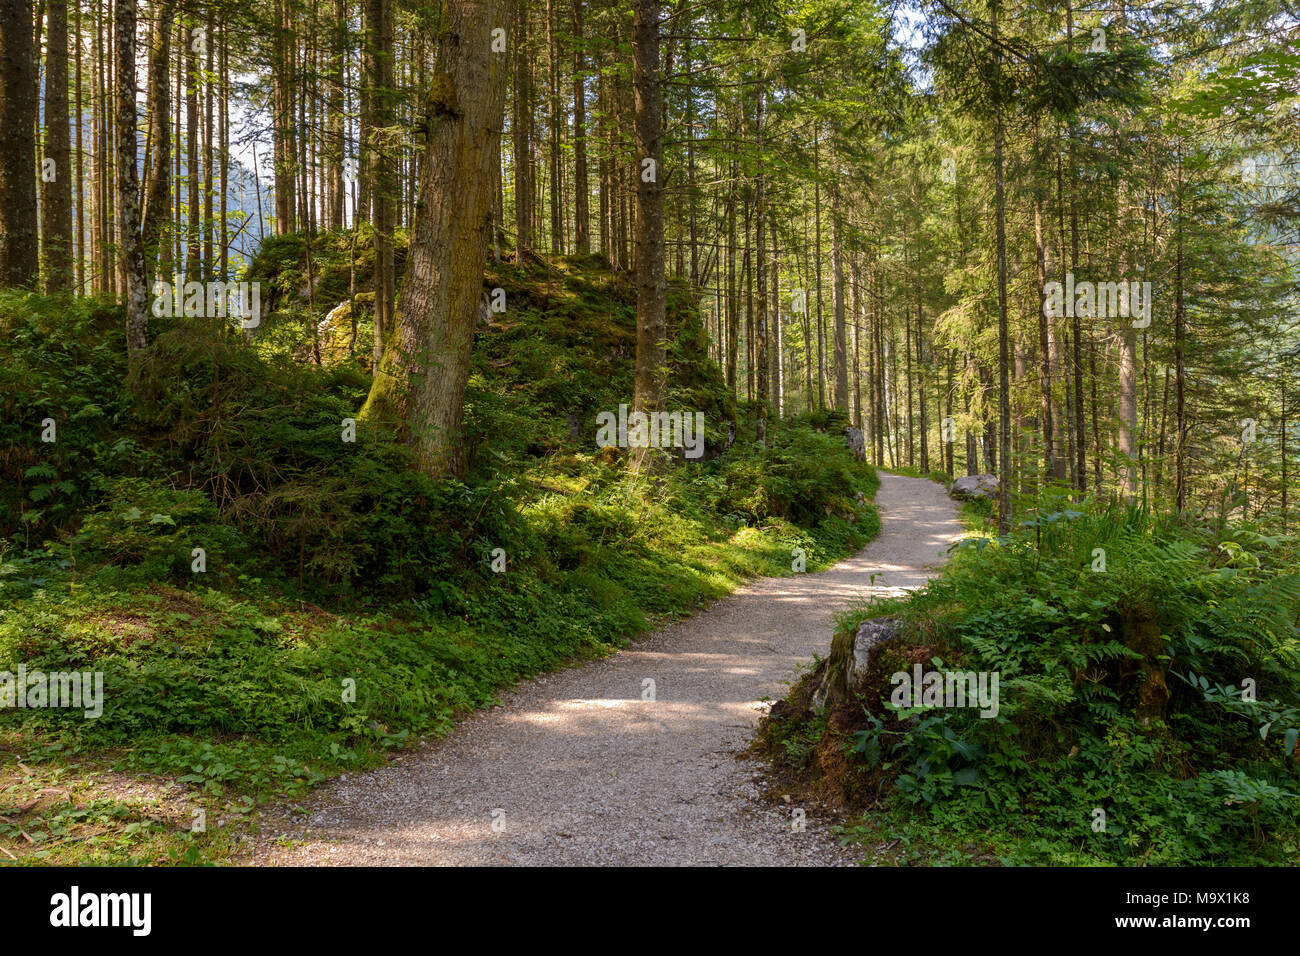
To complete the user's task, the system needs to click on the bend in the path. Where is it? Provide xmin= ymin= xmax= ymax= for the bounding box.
xmin=252 ymin=472 xmax=961 ymax=866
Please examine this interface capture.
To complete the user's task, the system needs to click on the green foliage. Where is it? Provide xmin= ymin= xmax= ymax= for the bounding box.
xmin=832 ymin=499 xmax=1300 ymax=865
xmin=0 ymin=292 xmax=139 ymax=544
xmin=708 ymin=419 xmax=878 ymax=527
xmin=0 ymin=256 xmax=882 ymax=859
xmin=71 ymin=477 xmax=250 ymax=585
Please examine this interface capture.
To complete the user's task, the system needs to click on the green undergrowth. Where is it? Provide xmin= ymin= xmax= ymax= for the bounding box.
xmin=760 ymin=488 xmax=1300 ymax=866
xmin=0 ymin=246 xmax=879 ymax=863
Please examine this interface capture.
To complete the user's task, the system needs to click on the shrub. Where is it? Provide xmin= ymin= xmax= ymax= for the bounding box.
xmin=774 ymin=499 xmax=1300 ymax=865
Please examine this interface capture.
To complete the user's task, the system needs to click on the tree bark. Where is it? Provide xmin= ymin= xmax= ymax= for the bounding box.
xmin=831 ymin=187 xmax=848 ymax=412
xmin=366 ymin=0 xmax=395 ymax=367
xmin=359 ymin=0 xmax=514 ymax=478
xmin=991 ymin=0 xmax=1012 ymax=533
xmin=74 ymin=0 xmax=84 ymax=291
xmin=202 ymin=6 xmax=214 ymax=276
xmin=1034 ymin=193 xmax=1063 ymax=482
xmin=813 ymin=132 xmax=824 ymax=409
xmin=272 ymin=0 xmax=297 ymax=233
xmin=141 ymin=0 xmax=174 ymax=283
xmin=725 ymin=150 xmax=738 ymax=393
xmin=546 ymin=0 xmax=561 ymax=254
xmin=571 ymin=0 xmax=589 ymax=254
xmin=511 ymin=0 xmax=533 ymax=255
xmin=41 ymin=0 xmax=74 ymax=291
xmin=630 ymin=0 xmax=665 ymax=471
xmin=754 ymin=87 xmax=768 ymax=440
xmin=327 ymin=0 xmax=346 ymax=230
xmin=115 ymin=0 xmax=148 ymax=353
xmin=185 ymin=19 xmax=200 ymax=274
xmin=0 ymin=0 xmax=39 ymax=287
xmin=1174 ymin=154 xmax=1187 ymax=512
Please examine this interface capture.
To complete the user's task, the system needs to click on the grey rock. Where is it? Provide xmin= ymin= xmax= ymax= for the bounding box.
xmin=810 ymin=616 xmax=902 ymax=712
xmin=843 ymin=426 xmax=867 ymax=462
xmin=948 ymin=474 xmax=999 ymax=501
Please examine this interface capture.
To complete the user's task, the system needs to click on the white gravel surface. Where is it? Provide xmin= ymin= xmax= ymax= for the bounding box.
xmin=251 ymin=472 xmax=961 ymax=866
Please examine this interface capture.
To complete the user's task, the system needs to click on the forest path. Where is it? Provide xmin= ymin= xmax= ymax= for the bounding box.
xmin=251 ymin=472 xmax=962 ymax=866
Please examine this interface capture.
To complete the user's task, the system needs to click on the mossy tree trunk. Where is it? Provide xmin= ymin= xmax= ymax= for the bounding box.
xmin=359 ymin=0 xmax=514 ymax=479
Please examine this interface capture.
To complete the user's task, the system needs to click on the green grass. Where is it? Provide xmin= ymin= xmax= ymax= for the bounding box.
xmin=0 ymin=249 xmax=880 ymax=864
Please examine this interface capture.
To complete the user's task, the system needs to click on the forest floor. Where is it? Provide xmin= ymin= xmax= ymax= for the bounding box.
xmin=246 ymin=473 xmax=961 ymax=866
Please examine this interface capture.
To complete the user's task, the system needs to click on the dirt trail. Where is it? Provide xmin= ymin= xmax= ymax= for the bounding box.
xmin=253 ymin=472 xmax=962 ymax=866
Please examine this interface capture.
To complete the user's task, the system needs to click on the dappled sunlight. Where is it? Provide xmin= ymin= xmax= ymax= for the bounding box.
xmin=263 ymin=475 xmax=966 ymax=865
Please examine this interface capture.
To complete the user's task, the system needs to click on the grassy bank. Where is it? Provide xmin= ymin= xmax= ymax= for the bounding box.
xmin=0 ymin=248 xmax=879 ymax=864
xmin=758 ymin=480 xmax=1300 ymax=866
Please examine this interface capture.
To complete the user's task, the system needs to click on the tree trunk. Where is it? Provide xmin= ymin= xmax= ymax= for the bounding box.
xmin=917 ymin=272 xmax=928 ymax=474
xmin=219 ymin=26 xmax=228 ymax=275
xmin=1117 ymin=326 xmax=1137 ymax=499
xmin=1034 ymin=194 xmax=1062 ymax=482
xmin=630 ymin=0 xmax=665 ymax=471
xmin=512 ymin=0 xmax=533 ymax=256
xmin=813 ymin=132 xmax=824 ymax=409
xmin=202 ymin=7 xmax=214 ymax=276
xmin=1281 ymin=380 xmax=1288 ymax=530
xmin=725 ymin=151 xmax=738 ymax=393
xmin=272 ymin=0 xmax=297 ymax=233
xmin=115 ymin=0 xmax=147 ymax=353
xmin=141 ymin=0 xmax=174 ymax=283
xmin=754 ymin=88 xmax=768 ymax=440
xmin=41 ymin=0 xmax=73 ymax=291
xmin=571 ymin=0 xmax=589 ymax=254
xmin=366 ymin=0 xmax=395 ymax=368
xmin=944 ymin=352 xmax=954 ymax=475
xmin=326 ymin=0 xmax=345 ymax=229
xmin=360 ymin=0 xmax=514 ymax=476
xmin=185 ymin=20 xmax=200 ymax=274
xmin=992 ymin=0 xmax=1012 ymax=533
xmin=851 ymin=264 xmax=862 ymax=430
xmin=771 ymin=226 xmax=781 ymax=416
xmin=546 ymin=0 xmax=561 ymax=254
xmin=831 ymin=189 xmax=848 ymax=412
xmin=74 ymin=0 xmax=84 ymax=291
xmin=1174 ymin=156 xmax=1187 ymax=512
xmin=0 ymin=0 xmax=39 ymax=287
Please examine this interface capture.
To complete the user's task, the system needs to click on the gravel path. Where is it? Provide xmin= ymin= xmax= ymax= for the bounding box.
xmin=251 ymin=472 xmax=962 ymax=866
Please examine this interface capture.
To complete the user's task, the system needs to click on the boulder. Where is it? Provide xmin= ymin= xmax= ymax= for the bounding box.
xmin=948 ymin=474 xmax=999 ymax=501
xmin=809 ymin=617 xmax=902 ymax=712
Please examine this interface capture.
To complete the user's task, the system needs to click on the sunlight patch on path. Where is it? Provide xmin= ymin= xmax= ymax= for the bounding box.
xmin=252 ymin=472 xmax=962 ymax=867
